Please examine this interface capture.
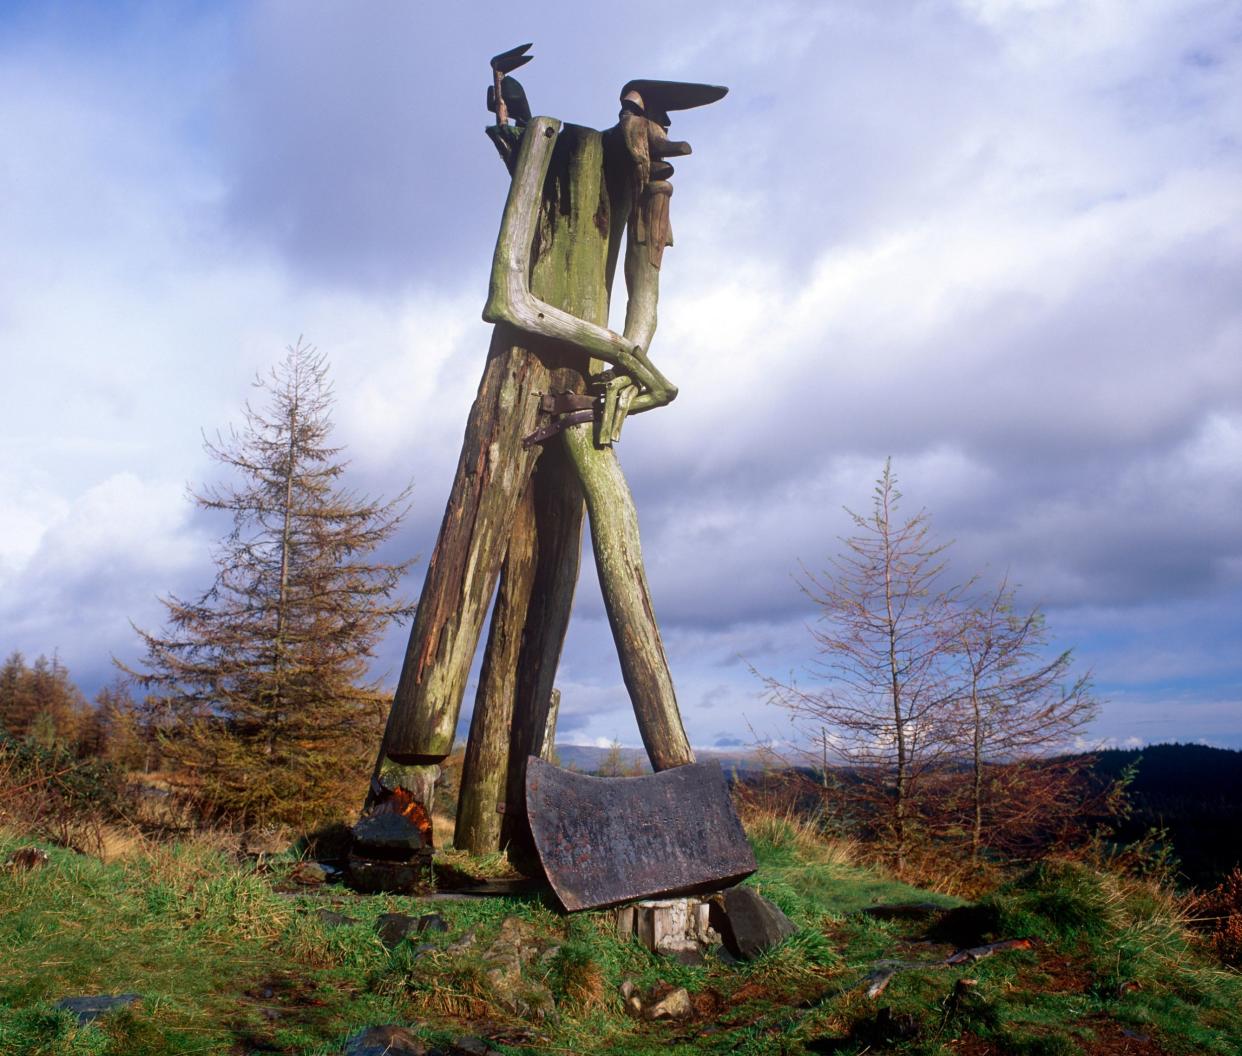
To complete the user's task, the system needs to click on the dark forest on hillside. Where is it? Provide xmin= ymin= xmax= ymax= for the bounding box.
xmin=1086 ymin=743 xmax=1242 ymax=887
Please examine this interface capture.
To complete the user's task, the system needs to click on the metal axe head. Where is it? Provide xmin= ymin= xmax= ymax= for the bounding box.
xmin=524 ymin=757 xmax=756 ymax=912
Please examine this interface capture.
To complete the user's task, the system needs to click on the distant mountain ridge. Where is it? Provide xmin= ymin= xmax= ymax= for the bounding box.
xmin=549 ymin=743 xmax=765 ymax=774
xmin=548 ymin=740 xmax=1242 ymax=887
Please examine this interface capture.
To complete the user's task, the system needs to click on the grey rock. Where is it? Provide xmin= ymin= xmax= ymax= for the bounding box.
xmin=318 ymin=909 xmax=359 ymax=927
xmin=710 ymin=887 xmax=797 ymax=961
xmin=861 ymin=901 xmax=943 ymax=921
xmin=664 ymin=943 xmax=705 ymax=966
xmin=449 ymin=1037 xmax=502 ymax=1056
xmin=416 ymin=912 xmax=448 ymax=934
xmin=353 ymin=810 xmax=428 ymax=853
xmin=376 ymin=913 xmax=421 ymax=948
xmin=342 ymin=1025 xmax=428 ymax=1055
xmin=446 ymin=927 xmax=477 ymax=952
xmin=347 ymin=856 xmax=429 ymax=895
xmin=54 ymin=994 xmax=141 ymax=1024
xmin=478 ymin=916 xmax=557 ymax=1020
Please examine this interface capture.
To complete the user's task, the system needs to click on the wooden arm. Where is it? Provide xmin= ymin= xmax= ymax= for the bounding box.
xmin=482 ymin=117 xmax=676 ymax=409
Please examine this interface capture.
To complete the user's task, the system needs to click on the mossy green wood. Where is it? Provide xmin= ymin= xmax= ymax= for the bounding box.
xmin=379 ymin=320 xmax=547 ymax=764
xmin=454 ymin=479 xmax=538 ymax=853
xmin=385 ymin=117 xmax=693 ymax=846
xmin=382 ymin=121 xmax=600 ymax=767
xmin=462 ymin=125 xmax=608 ymax=852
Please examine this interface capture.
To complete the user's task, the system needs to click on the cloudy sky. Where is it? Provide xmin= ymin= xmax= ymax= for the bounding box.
xmin=2 ymin=0 xmax=1239 ymax=755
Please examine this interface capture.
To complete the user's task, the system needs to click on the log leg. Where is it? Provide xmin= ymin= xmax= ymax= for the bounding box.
xmin=561 ymin=422 xmax=694 ymax=772
xmin=501 ymin=443 xmax=585 ymax=858
xmin=540 ymin=688 xmax=561 ymax=761
xmin=454 ymin=478 xmax=538 ymax=854
xmin=377 ymin=327 xmax=546 ymax=766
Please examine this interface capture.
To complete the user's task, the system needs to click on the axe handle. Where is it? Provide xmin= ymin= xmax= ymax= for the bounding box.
xmin=493 ymin=68 xmax=508 ymax=126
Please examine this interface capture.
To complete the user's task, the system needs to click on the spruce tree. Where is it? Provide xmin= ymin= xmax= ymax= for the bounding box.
xmin=124 ymin=342 xmax=413 ymax=826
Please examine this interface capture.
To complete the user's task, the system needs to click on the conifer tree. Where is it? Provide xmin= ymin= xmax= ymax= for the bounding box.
xmin=953 ymin=577 xmax=1097 ymax=860
xmin=124 ymin=342 xmax=414 ymax=826
xmin=0 ymin=650 xmax=87 ymax=748
xmin=763 ymin=461 xmax=964 ymax=870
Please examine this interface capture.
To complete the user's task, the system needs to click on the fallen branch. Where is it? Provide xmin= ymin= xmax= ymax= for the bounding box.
xmin=861 ymin=938 xmax=1034 ymax=997
xmin=945 ymin=938 xmax=1033 ymax=965
xmin=864 ymin=960 xmax=938 ymax=998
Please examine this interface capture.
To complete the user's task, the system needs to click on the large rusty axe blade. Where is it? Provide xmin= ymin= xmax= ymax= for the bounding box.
xmin=525 ymin=756 xmax=756 ymax=912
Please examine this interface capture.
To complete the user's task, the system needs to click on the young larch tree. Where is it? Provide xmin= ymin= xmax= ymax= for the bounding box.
xmin=764 ymin=460 xmax=964 ymax=870
xmin=953 ymin=576 xmax=1097 ymax=860
xmin=124 ymin=342 xmax=414 ymax=826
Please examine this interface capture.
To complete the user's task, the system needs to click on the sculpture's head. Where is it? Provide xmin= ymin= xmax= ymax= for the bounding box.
xmin=617 ymin=80 xmax=726 ymax=267
xmin=617 ymin=79 xmax=728 ymax=184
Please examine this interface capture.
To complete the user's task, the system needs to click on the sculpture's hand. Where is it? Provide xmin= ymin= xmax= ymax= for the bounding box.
xmin=596 ymin=374 xmax=640 ymax=444
xmin=622 ymin=348 xmax=678 ymax=416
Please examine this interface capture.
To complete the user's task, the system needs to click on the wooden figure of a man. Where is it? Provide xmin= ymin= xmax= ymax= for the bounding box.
xmin=371 ymin=45 xmax=727 ymax=854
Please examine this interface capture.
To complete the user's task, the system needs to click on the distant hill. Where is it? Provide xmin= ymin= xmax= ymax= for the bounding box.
xmin=1083 ymin=742 xmax=1242 ymax=887
xmin=551 ymin=740 xmax=1242 ymax=888
xmin=549 ymin=743 xmax=765 ymax=775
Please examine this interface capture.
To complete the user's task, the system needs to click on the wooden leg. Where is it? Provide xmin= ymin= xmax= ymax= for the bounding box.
xmin=377 ymin=327 xmax=546 ymax=766
xmin=502 ymin=443 xmax=585 ymax=858
xmin=561 ymin=422 xmax=694 ymax=772
xmin=454 ymin=478 xmax=538 ymax=854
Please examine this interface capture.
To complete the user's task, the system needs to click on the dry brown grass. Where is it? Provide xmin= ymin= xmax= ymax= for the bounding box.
xmin=735 ymin=798 xmax=858 ymax=869
xmin=558 ymin=956 xmax=607 ymax=1014
xmin=1188 ymin=867 xmax=1242 ymax=967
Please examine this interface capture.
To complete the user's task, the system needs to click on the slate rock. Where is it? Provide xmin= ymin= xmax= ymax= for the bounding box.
xmin=54 ymin=994 xmax=142 ymax=1024
xmin=861 ymin=901 xmax=943 ymax=921
xmin=353 ymin=810 xmax=428 ymax=853
xmin=318 ymin=909 xmax=359 ymax=928
xmin=416 ymin=912 xmax=448 ymax=935
xmin=926 ymin=903 xmax=1001 ymax=947
xmin=347 ymin=856 xmax=429 ymax=895
xmin=663 ymin=943 xmax=705 ymax=966
xmin=342 ymin=1025 xmax=428 ymax=1056
xmin=446 ymin=927 xmax=477 ymax=952
xmin=710 ymin=888 xmax=797 ymax=960
xmin=478 ymin=916 xmax=557 ymax=1020
xmin=376 ymin=913 xmax=421 ymax=948
xmin=449 ymin=1037 xmax=503 ymax=1056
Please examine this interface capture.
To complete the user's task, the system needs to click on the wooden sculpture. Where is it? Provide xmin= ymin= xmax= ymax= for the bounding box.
xmin=371 ymin=44 xmax=727 ymax=856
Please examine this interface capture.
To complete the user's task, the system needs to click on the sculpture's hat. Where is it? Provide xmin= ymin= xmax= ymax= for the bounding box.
xmin=620 ymin=80 xmax=728 ymax=127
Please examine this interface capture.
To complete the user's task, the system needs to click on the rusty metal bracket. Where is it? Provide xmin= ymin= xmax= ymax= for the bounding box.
xmin=522 ymin=408 xmax=595 ymax=449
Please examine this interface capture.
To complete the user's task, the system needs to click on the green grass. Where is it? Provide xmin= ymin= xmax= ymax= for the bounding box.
xmin=1 ymin=824 xmax=1239 ymax=1056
